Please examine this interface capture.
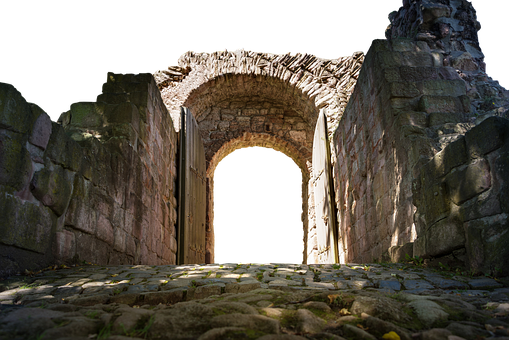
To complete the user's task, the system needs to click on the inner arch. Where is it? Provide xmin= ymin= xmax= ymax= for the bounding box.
xmin=214 ymin=147 xmax=303 ymax=263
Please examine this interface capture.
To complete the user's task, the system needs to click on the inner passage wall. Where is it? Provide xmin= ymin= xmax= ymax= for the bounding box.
xmin=213 ymin=147 xmax=303 ymax=264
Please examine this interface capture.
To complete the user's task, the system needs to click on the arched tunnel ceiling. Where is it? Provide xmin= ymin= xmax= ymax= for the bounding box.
xmin=184 ymin=73 xmax=318 ymax=128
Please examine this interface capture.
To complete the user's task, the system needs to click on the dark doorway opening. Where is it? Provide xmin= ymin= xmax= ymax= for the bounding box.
xmin=214 ymin=147 xmax=303 ymax=263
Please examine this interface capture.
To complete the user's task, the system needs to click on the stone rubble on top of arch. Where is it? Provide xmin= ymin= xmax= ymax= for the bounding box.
xmin=154 ymin=50 xmax=364 ymax=135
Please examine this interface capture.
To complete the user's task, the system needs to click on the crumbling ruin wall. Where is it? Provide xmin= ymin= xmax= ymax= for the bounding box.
xmin=332 ymin=0 xmax=509 ymax=274
xmin=0 ymin=73 xmax=178 ymax=276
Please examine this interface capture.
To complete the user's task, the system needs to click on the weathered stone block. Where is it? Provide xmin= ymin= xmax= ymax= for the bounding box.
xmin=54 ymin=230 xmax=75 ymax=261
xmin=451 ymin=52 xmax=478 ymax=72
xmin=413 ymin=236 xmax=426 ymax=258
xmin=29 ymin=106 xmax=52 ymax=150
xmin=45 ymin=123 xmax=83 ymax=172
xmin=421 ymin=2 xmax=451 ymax=22
xmin=0 ymin=131 xmax=32 ymax=191
xmin=422 ymin=80 xmax=466 ymax=97
xmin=31 ymin=165 xmax=75 ymax=216
xmin=465 ymin=117 xmax=509 ymax=159
xmin=64 ymin=177 xmax=96 ymax=235
xmin=0 ymin=83 xmax=34 ymax=134
xmin=421 ymin=182 xmax=449 ymax=226
xmin=425 ymin=137 xmax=467 ymax=179
xmin=399 ymin=67 xmax=438 ymax=82
xmin=428 ymin=112 xmax=463 ymax=126
xmin=464 ymin=214 xmax=509 ymax=276
xmin=96 ymin=214 xmax=114 ymax=246
xmin=0 ymin=193 xmax=54 ymax=254
xmin=390 ymin=38 xmax=416 ymax=52
xmin=106 ymin=102 xmax=140 ymax=130
xmin=419 ymin=96 xmax=465 ymax=114
xmin=396 ymin=111 xmax=428 ymax=128
xmin=407 ymin=135 xmax=436 ymax=169
xmin=422 ymin=217 xmax=466 ymax=258
xmin=69 ymin=102 xmax=105 ymax=128
xmin=459 ymin=190 xmax=501 ymax=222
xmin=390 ymin=82 xmax=421 ymax=98
xmin=388 ymin=242 xmax=413 ymax=262
xmin=446 ymin=158 xmax=491 ymax=205
xmin=400 ymin=52 xmax=435 ymax=67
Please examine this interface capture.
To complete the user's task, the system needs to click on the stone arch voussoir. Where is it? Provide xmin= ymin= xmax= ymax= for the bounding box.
xmin=155 ymin=50 xmax=364 ymax=134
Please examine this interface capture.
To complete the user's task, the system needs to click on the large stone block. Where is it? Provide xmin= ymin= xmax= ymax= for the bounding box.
xmin=422 ymin=79 xmax=466 ymax=97
xmin=422 ymin=217 xmax=466 ymax=258
xmin=96 ymin=214 xmax=114 ymax=246
xmin=395 ymin=111 xmax=428 ymax=129
xmin=390 ymin=82 xmax=421 ymax=98
xmin=0 ymin=131 xmax=32 ymax=191
xmin=31 ymin=165 xmax=75 ymax=216
xmin=424 ymin=137 xmax=467 ymax=180
xmin=0 ymin=83 xmax=34 ymax=134
xmin=399 ymin=66 xmax=438 ymax=82
xmin=464 ymin=214 xmax=509 ymax=276
xmin=465 ymin=117 xmax=509 ymax=159
xmin=106 ymin=102 xmax=141 ymax=133
xmin=428 ymin=112 xmax=464 ymax=126
xmin=29 ymin=104 xmax=53 ymax=150
xmin=0 ymin=192 xmax=54 ymax=254
xmin=388 ymin=242 xmax=413 ymax=262
xmin=69 ymin=102 xmax=106 ymax=128
xmin=390 ymin=38 xmax=419 ymax=52
xmin=419 ymin=96 xmax=468 ymax=114
xmin=446 ymin=158 xmax=491 ymax=205
xmin=45 ymin=123 xmax=83 ymax=172
xmin=420 ymin=182 xmax=449 ymax=226
xmin=64 ymin=176 xmax=96 ymax=235
xmin=407 ymin=135 xmax=437 ymax=171
xmin=54 ymin=230 xmax=76 ymax=262
xmin=459 ymin=190 xmax=501 ymax=223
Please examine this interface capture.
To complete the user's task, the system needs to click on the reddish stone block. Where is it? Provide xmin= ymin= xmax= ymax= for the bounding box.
xmin=113 ymin=228 xmax=126 ymax=252
xmin=125 ymin=234 xmax=137 ymax=258
xmin=96 ymin=214 xmax=114 ymax=245
xmin=29 ymin=109 xmax=52 ymax=150
xmin=65 ymin=199 xmax=96 ymax=235
xmin=54 ymin=230 xmax=75 ymax=261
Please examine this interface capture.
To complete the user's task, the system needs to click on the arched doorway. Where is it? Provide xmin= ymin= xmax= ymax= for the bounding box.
xmin=214 ymin=147 xmax=303 ymax=263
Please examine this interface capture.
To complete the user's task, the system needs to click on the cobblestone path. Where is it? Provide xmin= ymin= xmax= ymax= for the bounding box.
xmin=1 ymin=263 xmax=508 ymax=339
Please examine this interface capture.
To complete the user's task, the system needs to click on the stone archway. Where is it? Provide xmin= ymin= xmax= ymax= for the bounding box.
xmin=206 ymin=133 xmax=311 ymax=264
xmin=155 ymin=50 xmax=364 ymax=263
xmin=211 ymin=146 xmax=304 ymax=264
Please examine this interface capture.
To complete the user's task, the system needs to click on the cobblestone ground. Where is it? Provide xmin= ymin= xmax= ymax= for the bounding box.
xmin=1 ymin=263 xmax=508 ymax=340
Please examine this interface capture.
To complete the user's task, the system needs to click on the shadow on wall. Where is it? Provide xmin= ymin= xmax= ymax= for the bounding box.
xmin=413 ymin=117 xmax=509 ymax=276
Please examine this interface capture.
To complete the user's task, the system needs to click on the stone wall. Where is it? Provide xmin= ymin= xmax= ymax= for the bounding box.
xmin=330 ymin=0 xmax=509 ymax=274
xmin=413 ymin=116 xmax=509 ymax=276
xmin=0 ymin=73 xmax=178 ymax=277
xmin=332 ymin=39 xmax=442 ymax=263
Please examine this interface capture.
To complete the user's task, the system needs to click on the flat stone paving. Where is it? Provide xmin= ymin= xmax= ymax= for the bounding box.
xmin=1 ymin=262 xmax=509 ymax=339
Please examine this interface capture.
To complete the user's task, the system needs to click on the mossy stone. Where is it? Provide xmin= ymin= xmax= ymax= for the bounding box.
xmin=0 ymin=131 xmax=32 ymax=191
xmin=0 ymin=83 xmax=35 ymax=134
